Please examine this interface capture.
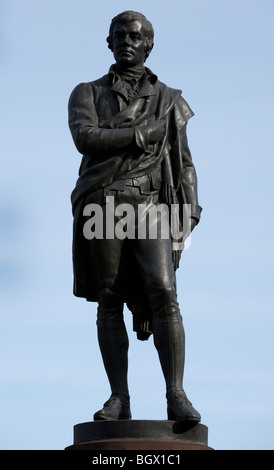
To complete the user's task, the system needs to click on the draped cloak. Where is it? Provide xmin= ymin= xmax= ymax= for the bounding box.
xmin=68 ymin=67 xmax=202 ymax=340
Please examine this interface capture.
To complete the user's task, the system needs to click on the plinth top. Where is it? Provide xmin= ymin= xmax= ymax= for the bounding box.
xmin=70 ymin=420 xmax=209 ymax=450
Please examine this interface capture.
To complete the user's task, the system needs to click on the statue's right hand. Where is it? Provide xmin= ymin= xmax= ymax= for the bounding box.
xmin=144 ymin=120 xmax=166 ymax=143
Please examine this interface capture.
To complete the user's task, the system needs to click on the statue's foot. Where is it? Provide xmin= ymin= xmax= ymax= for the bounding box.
xmin=167 ymin=390 xmax=201 ymax=422
xmin=93 ymin=397 xmax=132 ymax=421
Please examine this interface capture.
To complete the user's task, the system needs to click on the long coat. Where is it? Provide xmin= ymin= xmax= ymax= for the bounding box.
xmin=68 ymin=66 xmax=202 ymax=339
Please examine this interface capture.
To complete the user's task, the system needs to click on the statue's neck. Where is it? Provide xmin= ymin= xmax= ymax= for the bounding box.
xmin=115 ymin=63 xmax=145 ymax=79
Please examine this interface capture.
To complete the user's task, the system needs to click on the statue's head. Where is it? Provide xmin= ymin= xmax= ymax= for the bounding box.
xmin=107 ymin=11 xmax=154 ymax=65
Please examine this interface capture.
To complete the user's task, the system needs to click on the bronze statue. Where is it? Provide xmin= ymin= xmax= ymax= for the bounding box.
xmin=68 ymin=11 xmax=202 ymax=422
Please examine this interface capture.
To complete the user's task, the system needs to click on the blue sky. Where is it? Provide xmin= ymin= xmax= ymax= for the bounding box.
xmin=1 ymin=0 xmax=274 ymax=450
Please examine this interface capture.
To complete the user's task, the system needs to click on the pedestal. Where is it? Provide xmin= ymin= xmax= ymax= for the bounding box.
xmin=66 ymin=420 xmax=212 ymax=450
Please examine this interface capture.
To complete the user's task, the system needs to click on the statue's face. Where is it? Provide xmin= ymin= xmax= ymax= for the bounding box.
xmin=112 ymin=20 xmax=146 ymax=68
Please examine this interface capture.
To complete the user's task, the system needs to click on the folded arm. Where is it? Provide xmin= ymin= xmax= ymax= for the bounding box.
xmin=68 ymin=82 xmax=165 ymax=155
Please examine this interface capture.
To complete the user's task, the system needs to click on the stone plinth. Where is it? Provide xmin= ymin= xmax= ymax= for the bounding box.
xmin=66 ymin=420 xmax=212 ymax=450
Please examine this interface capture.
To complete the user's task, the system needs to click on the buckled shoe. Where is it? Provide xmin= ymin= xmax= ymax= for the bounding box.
xmin=93 ymin=397 xmax=132 ymax=421
xmin=167 ymin=390 xmax=201 ymax=422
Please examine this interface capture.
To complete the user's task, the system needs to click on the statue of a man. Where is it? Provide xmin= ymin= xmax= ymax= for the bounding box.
xmin=68 ymin=11 xmax=202 ymax=422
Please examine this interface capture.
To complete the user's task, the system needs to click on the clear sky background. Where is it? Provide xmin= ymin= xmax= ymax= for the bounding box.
xmin=1 ymin=0 xmax=273 ymax=450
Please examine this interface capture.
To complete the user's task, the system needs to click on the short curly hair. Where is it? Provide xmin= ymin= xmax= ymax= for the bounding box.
xmin=107 ymin=11 xmax=154 ymax=61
